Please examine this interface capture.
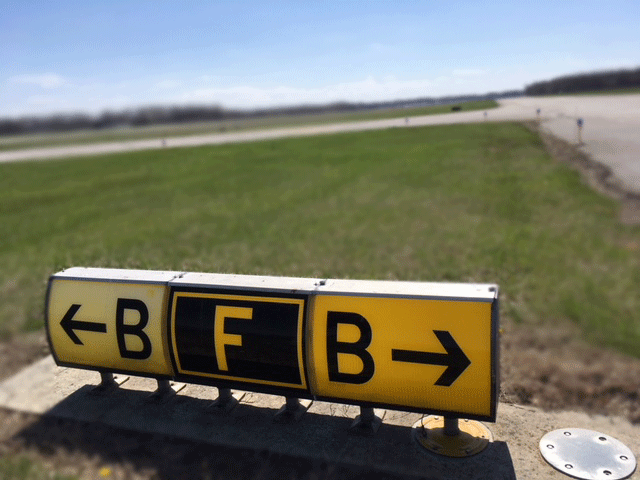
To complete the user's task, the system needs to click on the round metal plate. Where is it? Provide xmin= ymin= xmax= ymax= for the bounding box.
xmin=413 ymin=416 xmax=492 ymax=457
xmin=540 ymin=428 xmax=636 ymax=479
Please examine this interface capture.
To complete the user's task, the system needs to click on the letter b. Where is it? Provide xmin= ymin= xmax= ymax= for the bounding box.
xmin=116 ymin=298 xmax=152 ymax=360
xmin=326 ymin=311 xmax=375 ymax=384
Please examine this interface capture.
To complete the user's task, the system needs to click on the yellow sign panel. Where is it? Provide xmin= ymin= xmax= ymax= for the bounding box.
xmin=307 ymin=295 xmax=494 ymax=418
xmin=47 ymin=278 xmax=173 ymax=376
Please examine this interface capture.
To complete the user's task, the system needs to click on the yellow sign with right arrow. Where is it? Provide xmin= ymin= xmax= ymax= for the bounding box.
xmin=307 ymin=292 xmax=496 ymax=419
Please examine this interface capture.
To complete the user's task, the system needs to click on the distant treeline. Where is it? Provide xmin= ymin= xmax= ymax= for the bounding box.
xmin=0 ymin=91 xmax=522 ymax=137
xmin=525 ymin=67 xmax=640 ymax=96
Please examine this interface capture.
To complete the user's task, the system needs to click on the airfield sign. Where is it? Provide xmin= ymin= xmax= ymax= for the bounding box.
xmin=46 ymin=268 xmax=499 ymax=420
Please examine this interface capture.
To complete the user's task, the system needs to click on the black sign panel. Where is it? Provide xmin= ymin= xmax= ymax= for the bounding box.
xmin=169 ymin=289 xmax=307 ymax=390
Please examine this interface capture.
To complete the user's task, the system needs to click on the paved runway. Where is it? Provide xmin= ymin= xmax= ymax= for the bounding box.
xmin=502 ymin=95 xmax=640 ymax=195
xmin=2 ymin=94 xmax=640 ymax=193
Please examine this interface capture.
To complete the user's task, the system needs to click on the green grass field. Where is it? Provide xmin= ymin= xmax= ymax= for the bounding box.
xmin=0 ymin=456 xmax=78 ymax=480
xmin=2 ymin=121 xmax=640 ymax=356
xmin=0 ymin=100 xmax=497 ymax=152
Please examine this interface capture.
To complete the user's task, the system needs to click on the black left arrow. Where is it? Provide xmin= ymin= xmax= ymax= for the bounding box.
xmin=391 ymin=330 xmax=471 ymax=387
xmin=60 ymin=304 xmax=107 ymax=345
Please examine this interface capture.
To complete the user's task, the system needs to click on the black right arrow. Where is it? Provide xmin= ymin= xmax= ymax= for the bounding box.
xmin=60 ymin=304 xmax=107 ymax=345
xmin=391 ymin=330 xmax=471 ymax=387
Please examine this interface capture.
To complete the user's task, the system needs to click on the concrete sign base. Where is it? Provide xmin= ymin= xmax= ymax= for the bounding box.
xmin=1 ymin=357 xmax=639 ymax=479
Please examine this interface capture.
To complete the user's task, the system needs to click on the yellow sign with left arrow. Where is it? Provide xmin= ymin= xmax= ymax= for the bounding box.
xmin=46 ymin=268 xmax=177 ymax=376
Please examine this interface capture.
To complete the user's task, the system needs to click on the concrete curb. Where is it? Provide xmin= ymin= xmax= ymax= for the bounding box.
xmin=1 ymin=356 xmax=638 ymax=479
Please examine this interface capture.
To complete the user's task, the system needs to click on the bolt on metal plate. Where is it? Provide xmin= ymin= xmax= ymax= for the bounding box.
xmin=540 ymin=428 xmax=636 ymax=479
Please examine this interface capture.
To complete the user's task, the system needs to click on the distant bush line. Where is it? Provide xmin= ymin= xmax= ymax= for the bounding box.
xmin=525 ymin=67 xmax=640 ymax=96
xmin=0 ymin=91 xmax=522 ymax=137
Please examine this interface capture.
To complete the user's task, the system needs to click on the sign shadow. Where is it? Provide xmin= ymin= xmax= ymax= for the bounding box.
xmin=11 ymin=383 xmax=517 ymax=479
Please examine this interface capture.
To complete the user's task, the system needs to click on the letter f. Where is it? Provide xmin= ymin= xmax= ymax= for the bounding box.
xmin=214 ymin=306 xmax=252 ymax=371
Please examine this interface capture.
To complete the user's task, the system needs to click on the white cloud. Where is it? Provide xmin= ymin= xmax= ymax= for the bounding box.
xmin=452 ymin=69 xmax=487 ymax=77
xmin=83 ymin=94 xmax=133 ymax=111
xmin=196 ymin=75 xmax=222 ymax=83
xmin=9 ymin=73 xmax=67 ymax=89
xmin=177 ymin=76 xmax=438 ymax=108
xmin=3 ymin=71 xmax=512 ymax=117
xmin=153 ymin=79 xmax=182 ymax=90
xmin=369 ymin=43 xmax=394 ymax=54
xmin=26 ymin=95 xmax=67 ymax=106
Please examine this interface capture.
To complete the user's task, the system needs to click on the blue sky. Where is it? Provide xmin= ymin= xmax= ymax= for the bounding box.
xmin=2 ymin=0 xmax=639 ymax=117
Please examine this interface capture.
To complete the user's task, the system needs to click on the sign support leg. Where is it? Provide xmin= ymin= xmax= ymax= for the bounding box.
xmin=147 ymin=379 xmax=186 ymax=401
xmin=209 ymin=387 xmax=244 ymax=413
xmin=90 ymin=371 xmax=128 ymax=394
xmin=100 ymin=372 xmax=116 ymax=388
xmin=350 ymin=406 xmax=383 ymax=436
xmin=156 ymin=379 xmax=173 ymax=395
xmin=444 ymin=416 xmax=460 ymax=436
xmin=274 ymin=396 xmax=312 ymax=423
